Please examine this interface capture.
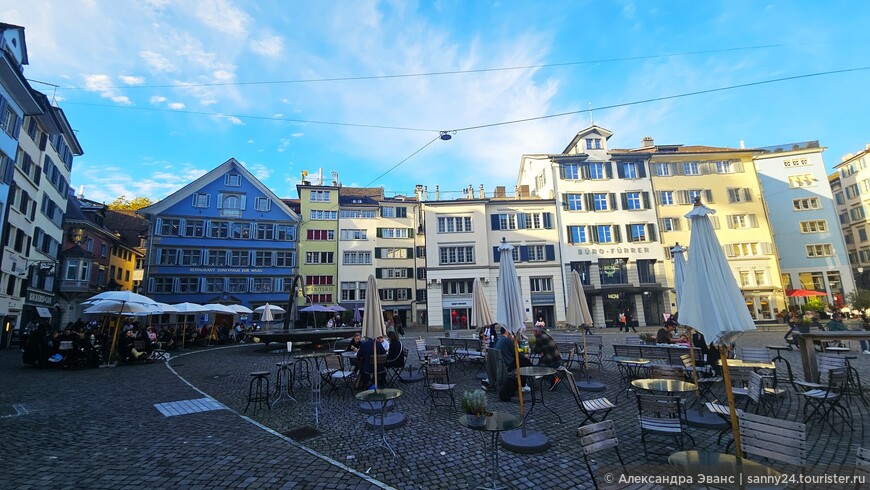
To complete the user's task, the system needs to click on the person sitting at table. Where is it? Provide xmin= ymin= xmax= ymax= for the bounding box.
xmin=656 ymin=323 xmax=686 ymax=344
xmin=691 ymin=330 xmax=721 ymax=375
xmin=494 ymin=327 xmax=532 ymax=372
xmin=356 ymin=336 xmax=387 ymax=389
xmin=532 ymin=323 xmax=562 ymax=390
xmin=384 ymin=330 xmax=405 ymax=368
xmin=826 ymin=312 xmax=848 ymax=331
xmin=346 ymin=332 xmax=362 ymax=352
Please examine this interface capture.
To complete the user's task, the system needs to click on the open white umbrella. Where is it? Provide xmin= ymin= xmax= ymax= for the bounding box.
xmin=679 ymin=197 xmax=757 ymax=454
xmin=361 ymin=274 xmax=387 ymax=391
xmin=228 ymin=304 xmax=253 ymax=314
xmin=671 ymin=243 xmax=688 ymax=310
xmin=83 ymin=300 xmax=153 ymax=315
xmin=471 ymin=277 xmax=494 ymax=329
xmin=495 ymin=239 xmax=527 ymax=419
xmin=83 ymin=292 xmax=158 ymax=364
xmin=206 ymin=304 xmax=237 ymax=314
xmin=567 ymin=270 xmax=604 ymax=391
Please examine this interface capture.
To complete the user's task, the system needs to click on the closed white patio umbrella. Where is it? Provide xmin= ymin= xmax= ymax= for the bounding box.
xmin=567 ymin=270 xmax=604 ymax=391
xmin=361 ymin=274 xmax=387 ymax=391
xmin=471 ymin=277 xmax=494 ymax=330
xmin=671 ymin=243 xmax=688 ymax=311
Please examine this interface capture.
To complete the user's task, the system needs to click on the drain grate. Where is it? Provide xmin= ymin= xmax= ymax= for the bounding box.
xmin=282 ymin=426 xmax=321 ymax=441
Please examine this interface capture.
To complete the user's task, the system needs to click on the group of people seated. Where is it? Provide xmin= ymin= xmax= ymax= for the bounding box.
xmin=345 ymin=329 xmax=406 ymax=390
xmin=479 ymin=322 xmax=563 ymax=400
xmin=21 ymin=321 xmax=105 ymax=369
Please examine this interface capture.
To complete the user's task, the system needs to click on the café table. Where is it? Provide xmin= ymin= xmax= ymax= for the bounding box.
xmin=632 ymin=378 xmax=697 ymax=395
xmin=728 ymin=359 xmax=776 ymax=370
xmin=668 ymin=450 xmax=786 ymax=489
xmin=293 ymin=351 xmax=333 ymax=387
xmin=614 ymin=358 xmax=651 ymax=402
xmin=356 ymin=388 xmax=403 ymax=460
xmin=459 ymin=411 xmax=523 ymax=490
xmin=518 ymin=366 xmax=561 ymax=423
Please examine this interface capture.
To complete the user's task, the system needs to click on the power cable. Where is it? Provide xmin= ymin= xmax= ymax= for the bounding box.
xmin=32 ymin=43 xmax=792 ymax=91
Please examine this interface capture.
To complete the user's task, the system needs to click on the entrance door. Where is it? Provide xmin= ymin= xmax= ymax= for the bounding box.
xmin=603 ymin=295 xmax=632 ymax=328
xmin=533 ymin=306 xmax=555 ymax=329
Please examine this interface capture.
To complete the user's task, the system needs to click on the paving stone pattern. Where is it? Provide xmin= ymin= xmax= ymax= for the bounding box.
xmin=3 ymin=325 xmax=868 ymax=489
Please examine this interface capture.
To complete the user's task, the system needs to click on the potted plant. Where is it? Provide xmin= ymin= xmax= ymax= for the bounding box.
xmin=798 ymin=318 xmax=812 ymax=334
xmin=460 ymin=389 xmax=489 ymax=426
xmin=639 ymin=333 xmax=656 ymax=345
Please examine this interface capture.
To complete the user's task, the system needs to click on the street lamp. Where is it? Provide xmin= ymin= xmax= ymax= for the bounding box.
xmin=858 ymin=266 xmax=865 ymax=289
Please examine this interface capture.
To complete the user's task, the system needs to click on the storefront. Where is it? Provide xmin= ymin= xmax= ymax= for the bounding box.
xmin=442 ymin=298 xmax=472 ymax=330
xmin=531 ymin=293 xmax=555 ymax=329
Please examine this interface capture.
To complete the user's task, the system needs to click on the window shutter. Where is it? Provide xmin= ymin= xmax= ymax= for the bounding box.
xmin=581 ymin=163 xmax=590 ymax=180
xmin=761 ymin=242 xmax=773 ymax=255
xmin=743 ymin=188 xmax=753 ymax=202
xmin=604 ymin=162 xmax=613 ymax=179
xmin=620 ymin=193 xmax=629 ymax=210
xmin=585 ymin=194 xmax=595 ymax=211
xmin=613 ymin=225 xmax=622 ymax=243
xmin=406 ymin=248 xmax=413 ymax=257
xmin=734 ymin=161 xmax=745 ymax=173
xmin=376 ymin=228 xmax=383 ymax=238
xmin=519 ymin=246 xmax=530 ymax=262
xmin=543 ymin=212 xmax=553 ymax=229
xmin=216 ymin=193 xmax=223 ymax=209
xmin=609 ymin=193 xmax=618 ymax=210
xmin=705 ymin=189 xmax=714 ymax=203
xmin=625 ymin=224 xmax=632 ymax=242
xmin=559 ymin=165 xmax=566 ymax=179
xmin=375 ymin=248 xmax=382 ymax=259
xmin=726 ymin=216 xmax=735 ymax=229
xmin=147 ymin=277 xmax=154 ymax=293
xmin=376 ymin=269 xmax=382 ymax=279
xmin=494 ymin=246 xmax=501 ymax=261
xmin=591 ymin=226 xmax=600 ymax=243
xmin=750 ymin=214 xmax=758 ymax=228
xmin=724 ymin=244 xmax=735 ymax=257
xmin=240 ymin=195 xmax=247 ymax=210
xmin=490 ymin=214 xmax=500 ymax=230
xmin=638 ymin=162 xmax=647 ymax=178
xmin=566 ymin=227 xmax=574 ymax=244
xmin=12 ymin=114 xmax=22 ymax=139
xmin=647 ymin=223 xmax=657 ymax=242
xmin=407 ymin=267 xmax=413 ymax=277
xmin=545 ymin=245 xmax=555 ymax=261
xmin=561 ymin=194 xmax=569 ymax=210
xmin=642 ymin=192 xmax=651 ymax=209
xmin=407 ymin=228 xmax=414 ymax=238
xmin=517 ymin=213 xmax=527 ymax=229
xmin=616 ymin=163 xmax=625 ymax=179
xmin=674 ymin=218 xmax=681 ymax=231
xmin=658 ymin=218 xmax=666 ymax=231
xmin=710 ymin=216 xmax=720 ymax=229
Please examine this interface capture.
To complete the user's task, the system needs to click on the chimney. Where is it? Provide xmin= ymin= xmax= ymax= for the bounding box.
xmin=435 ymin=185 xmax=440 ymax=201
xmin=642 ymin=136 xmax=654 ymax=148
xmin=467 ymin=185 xmax=474 ymax=199
xmin=494 ymin=186 xmax=506 ymax=198
xmin=739 ymin=140 xmax=745 ymax=149
xmin=519 ymin=185 xmax=530 ymax=198
xmin=423 ymin=185 xmax=428 ymax=200
xmin=414 ymin=184 xmax=423 ymax=202
xmin=479 ymin=184 xmax=485 ymax=199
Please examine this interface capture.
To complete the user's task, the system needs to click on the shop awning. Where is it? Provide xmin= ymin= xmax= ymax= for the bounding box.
xmin=36 ymin=307 xmax=52 ymax=318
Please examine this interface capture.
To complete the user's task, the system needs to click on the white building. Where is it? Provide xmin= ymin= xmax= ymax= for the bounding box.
xmin=832 ymin=143 xmax=870 ymax=292
xmin=518 ymin=126 xmax=668 ymax=328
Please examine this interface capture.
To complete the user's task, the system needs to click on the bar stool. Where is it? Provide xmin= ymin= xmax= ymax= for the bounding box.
xmin=245 ymin=371 xmax=271 ymax=413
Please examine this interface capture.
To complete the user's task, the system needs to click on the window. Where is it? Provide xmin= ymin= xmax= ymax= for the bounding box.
xmin=229 ymin=222 xmax=250 ymax=239
xmin=152 ymin=277 xmax=173 ymax=293
xmin=588 ymin=162 xmax=605 ymax=179
xmin=340 ymin=209 xmax=377 ymax=219
xmin=788 ymin=174 xmax=817 ymax=189
xmin=229 ymin=250 xmax=250 ymax=267
xmin=159 ymin=219 xmax=180 ymax=236
xmin=846 ymin=183 xmax=860 ymax=199
xmin=621 ymin=162 xmax=638 ymax=179
xmin=850 ymin=207 xmax=866 ymax=221
xmin=498 ymin=214 xmax=517 ymax=230
xmin=343 ymin=251 xmax=372 ymax=265
xmin=307 ymin=229 xmax=335 ymax=240
xmin=305 ymin=251 xmax=334 ymax=264
xmin=568 ymin=226 xmax=587 ymax=244
xmin=276 ymin=224 xmax=295 ymax=241
xmin=210 ymin=221 xmax=229 ymax=238
xmin=835 ymin=192 xmax=845 ymax=205
xmin=598 ymin=258 xmax=627 ymax=285
xmin=727 ymin=214 xmax=758 ymax=229
xmin=443 ymin=279 xmax=474 ymax=295
xmin=529 ymin=277 xmax=553 ymax=293
xmin=379 ymin=228 xmax=410 ymax=238
xmin=562 ymin=163 xmax=580 ymax=179
xmin=437 ymin=216 xmax=472 ymax=233
xmin=677 ymin=189 xmax=714 ymax=205
xmin=309 ymin=294 xmax=334 ymax=304
xmin=158 ymin=249 xmax=178 ymax=265
xmin=310 ymin=190 xmax=330 ymax=202
xmin=683 ymin=162 xmax=700 ymax=175
xmin=596 ymin=225 xmax=613 ymax=243
xmin=724 ymin=242 xmax=772 ymax=257
xmin=754 ymin=271 xmax=766 ymax=286
xmin=793 ymin=198 xmax=821 ymax=211
xmin=341 ymin=281 xmax=365 ymax=301
xmin=380 ymin=207 xmax=407 ymax=218
xmin=192 ymin=193 xmax=210 ymax=208
xmin=860 ymin=229 xmax=868 ymax=242
xmin=180 ymin=249 xmax=201 ymax=266
xmin=739 ymin=271 xmax=751 ymax=287
xmin=220 ymin=194 xmax=242 ymax=216
xmin=310 ymin=210 xmax=337 ymax=220
xmin=800 ymin=220 xmax=828 ymax=233
xmin=276 ymin=251 xmax=295 ymax=267
xmin=660 ymin=217 xmax=681 ymax=232
xmin=224 ymin=174 xmax=241 ymax=186
xmin=256 ymin=223 xmax=275 ymax=240
xmin=228 ymin=277 xmax=247 ymax=292
xmin=178 ymin=277 xmax=199 ymax=293
xmin=341 ymin=229 xmax=368 ymax=240
xmin=100 ymin=243 xmax=108 ymax=258
xmin=716 ymin=161 xmax=734 ymax=173
xmin=628 ymin=224 xmax=647 ymax=242
xmin=654 ymin=163 xmax=671 ymax=176
xmin=254 ymin=197 xmax=271 ymax=212
xmin=254 ymin=251 xmax=273 ymax=267
xmin=806 ymin=244 xmax=834 ymax=257
xmin=439 ymin=246 xmax=475 ymax=264
xmin=183 ymin=220 xmax=205 ymax=237
xmin=593 ymin=193 xmax=609 ymax=211
xmin=585 ymin=138 xmax=594 ymax=150
xmin=660 ymin=191 xmax=674 ymax=206
xmin=637 ymin=259 xmax=656 ymax=283
xmin=205 ymin=278 xmax=224 ymax=293
xmin=305 ymin=275 xmax=334 ymax=286
xmin=381 ymin=248 xmax=409 ymax=259
xmin=252 ymin=278 xmax=273 ymax=292
xmin=207 ymin=250 xmax=228 ymax=266
xmin=527 ymin=245 xmax=546 ymax=262
xmin=567 ymin=194 xmax=583 ymax=211
xmin=727 ymin=188 xmax=753 ymax=203
xmin=625 ymin=192 xmax=642 ymax=210
xmin=381 ymin=268 xmax=409 ymax=279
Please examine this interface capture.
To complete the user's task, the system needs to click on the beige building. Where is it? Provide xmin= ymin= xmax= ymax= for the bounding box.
xmin=832 ymin=143 xmax=870 ymax=290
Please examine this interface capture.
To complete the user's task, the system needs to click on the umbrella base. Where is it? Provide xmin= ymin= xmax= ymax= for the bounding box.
xmin=399 ymin=370 xmax=425 ymax=383
xmin=365 ymin=412 xmax=406 ymax=430
xmin=575 ymin=380 xmax=607 ymax=392
xmin=685 ymin=408 xmax=728 ymax=429
xmin=357 ymin=400 xmax=396 ymax=414
xmin=500 ymin=428 xmax=550 ymax=454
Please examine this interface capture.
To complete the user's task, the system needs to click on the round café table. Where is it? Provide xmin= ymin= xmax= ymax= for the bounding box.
xmin=668 ymin=450 xmax=786 ymax=489
xmin=459 ymin=411 xmax=522 ymax=490
xmin=614 ymin=359 xmax=651 ymax=402
xmin=356 ymin=388 xmax=404 ymax=460
xmin=632 ymin=378 xmax=697 ymax=395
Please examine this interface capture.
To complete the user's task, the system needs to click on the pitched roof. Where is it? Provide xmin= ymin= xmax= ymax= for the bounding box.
xmin=104 ymin=210 xmax=149 ymax=250
xmin=341 ymin=187 xmax=385 ymax=199
xmin=612 ymin=145 xmax=753 ymax=154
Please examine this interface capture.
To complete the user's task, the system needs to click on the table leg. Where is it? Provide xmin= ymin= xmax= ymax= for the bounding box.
xmin=797 ymin=335 xmax=818 ymax=382
xmin=533 ymin=377 xmax=562 ymax=423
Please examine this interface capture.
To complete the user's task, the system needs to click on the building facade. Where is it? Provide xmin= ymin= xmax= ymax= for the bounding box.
xmin=296 ymin=175 xmax=340 ymax=310
xmin=754 ymin=141 xmax=854 ymax=306
xmin=832 ymin=143 xmax=870 ymax=290
xmin=518 ymin=126 xmax=668 ymax=328
xmin=139 ymin=158 xmax=299 ymax=319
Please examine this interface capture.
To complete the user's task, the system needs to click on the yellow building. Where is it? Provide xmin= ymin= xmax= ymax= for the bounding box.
xmin=296 ymin=177 xmax=340 ymax=307
xmin=630 ymin=139 xmax=784 ymax=321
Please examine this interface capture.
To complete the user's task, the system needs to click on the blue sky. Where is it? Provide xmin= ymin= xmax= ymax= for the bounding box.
xmin=3 ymin=0 xmax=869 ymax=203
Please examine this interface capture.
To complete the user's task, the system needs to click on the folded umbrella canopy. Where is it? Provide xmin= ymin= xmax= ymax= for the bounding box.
xmin=471 ymin=277 xmax=494 ymax=329
xmin=671 ymin=243 xmax=688 ymax=310
xmin=567 ymin=270 xmax=603 ymax=391
xmin=361 ymin=274 xmax=387 ymax=391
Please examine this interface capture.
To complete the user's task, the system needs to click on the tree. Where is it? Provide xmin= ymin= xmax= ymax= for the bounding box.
xmin=108 ymin=195 xmax=153 ymax=211
xmin=847 ymin=289 xmax=870 ymax=311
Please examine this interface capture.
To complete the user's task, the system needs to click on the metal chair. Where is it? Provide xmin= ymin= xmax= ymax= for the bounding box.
xmin=577 ymin=420 xmax=626 ymax=490
xmin=648 ymin=365 xmax=684 ymax=381
xmin=705 ymin=401 xmax=744 ymax=453
xmin=680 ymin=354 xmax=721 ymax=402
xmin=424 ymin=364 xmax=456 ymax=410
xmin=624 ymin=336 xmax=642 ymax=346
xmin=385 ymin=348 xmax=409 ymax=386
xmin=321 ymin=354 xmax=355 ymax=396
xmin=635 ymin=394 xmax=694 ymax=456
xmin=739 ymin=347 xmax=771 ymax=363
xmin=561 ymin=367 xmax=615 ymax=426
xmin=799 ymin=367 xmax=852 ymax=433
xmin=738 ymin=411 xmax=806 ymax=476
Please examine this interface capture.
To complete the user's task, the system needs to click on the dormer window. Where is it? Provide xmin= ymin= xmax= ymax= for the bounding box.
xmin=585 ymin=138 xmax=602 ymax=150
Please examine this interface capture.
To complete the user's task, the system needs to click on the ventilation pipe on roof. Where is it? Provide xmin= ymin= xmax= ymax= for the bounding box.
xmin=435 ymin=185 xmax=440 ymax=201
xmin=479 ymin=184 xmax=485 ymax=199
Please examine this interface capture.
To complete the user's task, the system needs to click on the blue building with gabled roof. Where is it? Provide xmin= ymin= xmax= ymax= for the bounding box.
xmin=138 ymin=158 xmax=299 ymax=319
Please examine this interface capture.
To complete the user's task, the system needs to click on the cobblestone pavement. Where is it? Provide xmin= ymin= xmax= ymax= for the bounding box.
xmin=3 ymin=325 xmax=868 ymax=489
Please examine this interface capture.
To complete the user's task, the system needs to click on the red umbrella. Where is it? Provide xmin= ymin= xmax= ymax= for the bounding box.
xmin=786 ymin=289 xmax=827 ymax=297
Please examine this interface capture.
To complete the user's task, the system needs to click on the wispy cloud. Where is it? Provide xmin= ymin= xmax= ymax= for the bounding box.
xmin=118 ymin=75 xmax=145 ymax=85
xmin=74 ymin=160 xmax=208 ymax=203
xmin=149 ymin=95 xmax=167 ymax=104
xmin=250 ymin=34 xmax=284 ymax=57
xmin=167 ymin=102 xmax=186 ymax=110
xmin=213 ymin=113 xmax=244 ymax=125
xmin=244 ymin=162 xmax=271 ymax=180
xmin=191 ymin=0 xmax=250 ymax=37
xmin=84 ymin=74 xmax=133 ymax=105
xmin=140 ymin=50 xmax=175 ymax=72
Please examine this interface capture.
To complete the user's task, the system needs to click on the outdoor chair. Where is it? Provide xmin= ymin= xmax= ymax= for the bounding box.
xmin=856 ymin=447 xmax=870 ymax=490
xmin=561 ymin=367 xmax=615 ymax=426
xmin=799 ymin=367 xmax=852 ymax=433
xmin=321 ymin=354 xmax=354 ymax=396
xmin=680 ymin=354 xmax=721 ymax=402
xmin=385 ymin=348 xmax=409 ymax=386
xmin=739 ymin=347 xmax=771 ymax=363
xmin=414 ymin=338 xmax=436 ymax=373
xmin=484 ymin=348 xmax=506 ymax=392
xmin=738 ymin=412 xmax=806 ymax=478
xmin=793 ymin=354 xmax=846 ymax=392
xmin=423 ymin=364 xmax=456 ymax=411
xmin=577 ymin=420 xmax=626 ymax=490
xmin=635 ymin=393 xmax=694 ymax=457
xmin=624 ymin=336 xmax=642 ymax=346
xmin=648 ymin=365 xmax=684 ymax=381
xmin=705 ymin=401 xmax=744 ymax=453
xmin=556 ymin=343 xmax=579 ymax=371
xmin=744 ymin=371 xmax=777 ymax=416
